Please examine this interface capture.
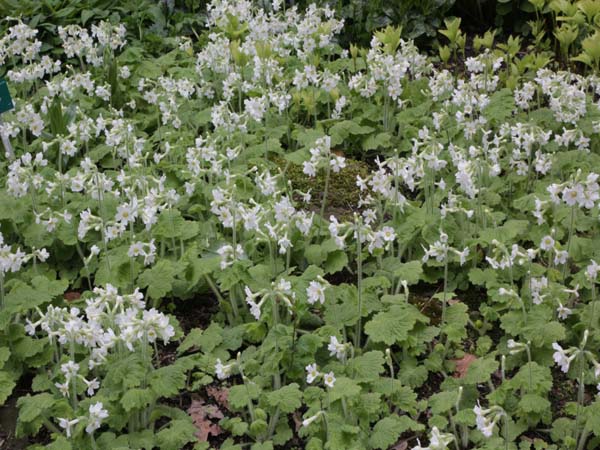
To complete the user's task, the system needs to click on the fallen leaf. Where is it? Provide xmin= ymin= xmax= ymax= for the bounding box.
xmin=206 ymin=385 xmax=229 ymax=410
xmin=64 ymin=291 xmax=81 ymax=302
xmin=292 ymin=411 xmax=303 ymax=432
xmin=452 ymin=353 xmax=477 ymax=378
xmin=391 ymin=440 xmax=408 ymax=450
xmin=188 ymin=397 xmax=224 ymax=441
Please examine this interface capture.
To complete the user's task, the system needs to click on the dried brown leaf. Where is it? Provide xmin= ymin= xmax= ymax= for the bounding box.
xmin=452 ymin=353 xmax=477 ymax=378
xmin=206 ymin=385 xmax=229 ymax=410
xmin=391 ymin=440 xmax=408 ymax=450
xmin=64 ymin=291 xmax=81 ymax=302
xmin=188 ymin=397 xmax=223 ymax=441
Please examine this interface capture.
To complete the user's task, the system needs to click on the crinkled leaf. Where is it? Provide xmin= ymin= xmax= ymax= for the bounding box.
xmin=266 ymin=383 xmax=302 ymax=413
xmin=121 ymin=388 xmax=155 ymax=411
xmin=365 ymin=304 xmax=426 ymax=345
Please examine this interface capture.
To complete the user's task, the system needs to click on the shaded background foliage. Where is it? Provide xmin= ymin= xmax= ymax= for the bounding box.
xmin=0 ymin=0 xmax=546 ymax=50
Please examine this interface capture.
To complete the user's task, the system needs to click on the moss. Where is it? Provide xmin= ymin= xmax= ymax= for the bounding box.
xmin=274 ymin=156 xmax=370 ymax=220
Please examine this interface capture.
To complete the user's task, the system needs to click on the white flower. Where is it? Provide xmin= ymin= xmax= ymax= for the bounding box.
xmin=425 ymin=426 xmax=455 ymax=450
xmin=303 ymin=161 xmax=317 ymax=177
xmin=540 ymin=235 xmax=555 ymax=251
xmin=327 ymin=336 xmax=346 ymax=360
xmin=306 ymin=280 xmax=327 ymax=305
xmin=456 ymin=247 xmax=469 ymax=266
xmin=58 ymin=417 xmax=80 ymax=438
xmin=215 ymin=359 xmax=234 ymax=380
xmin=552 ymin=343 xmax=575 ymax=373
xmin=86 ymin=402 xmax=108 ymax=434
xmin=380 ymin=226 xmax=396 ymax=242
xmin=323 ymin=371 xmax=336 ymax=388
xmin=83 ymin=377 xmax=100 ymax=396
xmin=587 ymin=260 xmax=600 ymax=281
xmin=330 ymin=155 xmax=346 ymax=173
xmin=473 ymin=402 xmax=497 ymax=438
xmin=556 ymin=303 xmax=572 ymax=320
xmin=301 ymin=410 xmax=323 ymax=427
xmin=506 ymin=339 xmax=523 ymax=355
xmin=306 ymin=363 xmax=320 ymax=384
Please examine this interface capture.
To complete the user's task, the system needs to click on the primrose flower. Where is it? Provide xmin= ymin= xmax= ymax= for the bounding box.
xmin=301 ymin=410 xmax=324 ymax=428
xmin=587 ymin=260 xmax=600 ymax=281
xmin=86 ymin=402 xmax=108 ymax=434
xmin=540 ymin=235 xmax=555 ymax=251
xmin=473 ymin=402 xmax=504 ymax=438
xmin=58 ymin=417 xmax=80 ymax=438
xmin=215 ymin=359 xmax=234 ymax=380
xmin=412 ymin=426 xmax=455 ymax=450
xmin=306 ymin=279 xmax=328 ymax=305
xmin=552 ymin=343 xmax=576 ymax=373
xmin=305 ymin=363 xmax=320 ymax=384
xmin=323 ymin=371 xmax=336 ymax=388
xmin=327 ymin=336 xmax=347 ymax=361
xmin=556 ymin=302 xmax=572 ymax=320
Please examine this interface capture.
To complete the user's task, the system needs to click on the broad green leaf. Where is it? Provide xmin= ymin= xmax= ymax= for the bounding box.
xmin=150 ymin=363 xmax=187 ymax=398
xmin=138 ymin=260 xmax=177 ymax=300
xmin=0 ymin=371 xmax=16 ymax=404
xmin=121 ymin=388 xmax=155 ymax=411
xmin=229 ymin=383 xmax=261 ymax=410
xmin=369 ymin=415 xmax=423 ymax=449
xmin=266 ymin=383 xmax=302 ymax=413
xmin=155 ymin=418 xmax=197 ymax=450
xmin=18 ymin=393 xmax=55 ymax=423
xmin=442 ymin=303 xmax=469 ymax=343
xmin=364 ymin=304 xmax=426 ymax=345
xmin=177 ymin=323 xmax=223 ymax=354
xmin=348 ymin=351 xmax=385 ymax=381
xmin=463 ymin=358 xmax=498 ymax=385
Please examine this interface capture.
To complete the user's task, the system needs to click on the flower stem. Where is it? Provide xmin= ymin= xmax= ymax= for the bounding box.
xmin=354 ymin=226 xmax=363 ymax=349
xmin=320 ymin=163 xmax=331 ymax=224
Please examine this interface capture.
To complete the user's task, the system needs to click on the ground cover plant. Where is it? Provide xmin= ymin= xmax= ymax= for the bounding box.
xmin=1 ymin=1 xmax=600 ymax=449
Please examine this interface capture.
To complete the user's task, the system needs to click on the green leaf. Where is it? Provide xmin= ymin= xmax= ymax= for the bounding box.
xmin=463 ymin=358 xmax=498 ymax=385
xmin=0 ymin=371 xmax=16 ymax=404
xmin=585 ymin=400 xmax=600 ymax=437
xmin=324 ymin=250 xmax=348 ymax=274
xmin=103 ymin=353 xmax=145 ymax=390
xmin=369 ymin=415 xmax=423 ymax=449
xmin=429 ymin=390 xmax=458 ymax=414
xmin=468 ymin=268 xmax=498 ymax=288
xmin=483 ymin=88 xmax=515 ymax=123
xmin=155 ymin=418 xmax=197 ymax=450
xmin=329 ymin=377 xmax=361 ymax=402
xmin=0 ymin=347 xmax=10 ymax=367
xmin=330 ymin=120 xmax=374 ymax=146
xmin=4 ymin=276 xmax=67 ymax=314
xmin=138 ymin=260 xmax=177 ymax=300
xmin=154 ymin=210 xmax=185 ymax=239
xmin=348 ymin=351 xmax=385 ymax=381
xmin=442 ymin=303 xmax=469 ymax=343
xmin=18 ymin=393 xmax=55 ymax=423
xmin=399 ymin=358 xmax=429 ymax=388
xmin=150 ymin=363 xmax=187 ymax=398
xmin=229 ymin=383 xmax=261 ymax=410
xmin=393 ymin=260 xmax=423 ymax=285
xmin=365 ymin=304 xmax=426 ymax=345
xmin=519 ymin=394 xmax=551 ymax=414
xmin=362 ymin=132 xmax=392 ymax=150
xmin=121 ymin=388 xmax=155 ymax=411
xmin=266 ymin=383 xmax=302 ymax=413
xmin=508 ymin=362 xmax=552 ymax=395
xmin=177 ymin=324 xmax=224 ymax=354
xmin=479 ymin=220 xmax=529 ymax=244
